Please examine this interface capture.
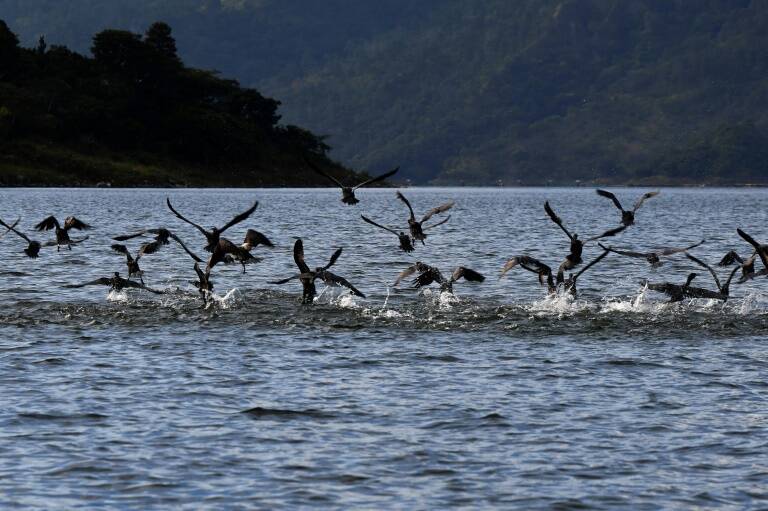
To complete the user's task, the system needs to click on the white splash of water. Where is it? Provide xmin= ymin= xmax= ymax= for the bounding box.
xmin=107 ymin=290 xmax=129 ymax=302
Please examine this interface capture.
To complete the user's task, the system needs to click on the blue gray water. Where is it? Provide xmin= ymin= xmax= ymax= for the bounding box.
xmin=1 ymin=187 xmax=767 ymax=509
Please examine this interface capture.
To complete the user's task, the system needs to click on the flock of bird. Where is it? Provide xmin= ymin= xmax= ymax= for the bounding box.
xmin=1 ymin=165 xmax=767 ymax=307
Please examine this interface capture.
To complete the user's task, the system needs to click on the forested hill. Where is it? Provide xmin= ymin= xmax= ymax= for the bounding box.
xmin=0 ymin=20 xmax=360 ymax=187
xmin=3 ymin=1 xmax=768 ymax=185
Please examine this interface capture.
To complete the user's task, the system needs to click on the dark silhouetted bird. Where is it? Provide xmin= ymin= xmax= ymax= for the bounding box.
xmin=596 ymin=189 xmax=659 ymax=226
xmin=270 ymin=239 xmax=364 ymax=303
xmin=305 ymin=158 xmax=399 ymax=205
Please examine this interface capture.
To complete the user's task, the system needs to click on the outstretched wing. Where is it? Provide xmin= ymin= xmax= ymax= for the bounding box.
xmin=0 ymin=217 xmax=19 ymax=239
xmin=632 ymin=191 xmax=660 ymax=212
xmin=451 ymin=266 xmax=485 ymax=283
xmin=35 ymin=216 xmax=60 ymax=231
xmin=65 ymin=277 xmax=111 ymax=288
xmin=685 ymin=253 xmax=722 ymax=292
xmin=718 ymin=250 xmax=744 ymax=267
xmin=737 ymin=228 xmax=768 ymax=268
xmin=597 ymin=243 xmax=647 ymax=259
xmin=413 ymin=270 xmax=439 ymax=289
xmin=269 ymin=274 xmax=300 ymax=285
xmin=243 ymin=229 xmax=274 ymax=248
xmin=361 ymin=215 xmax=399 ymax=236
xmin=113 ymin=230 xmax=148 ymax=241
xmin=0 ymin=218 xmax=30 ymax=242
xmin=544 ymin=201 xmax=573 ymax=240
xmin=293 ymin=238 xmax=311 ymax=273
xmin=423 ymin=215 xmax=451 ymax=231
xmin=169 ymin=233 xmax=203 ymax=263
xmin=137 ymin=240 xmax=162 ymax=261
xmin=420 ymin=200 xmax=455 ymax=223
xmin=64 ymin=216 xmax=91 ymax=230
xmin=110 ymin=244 xmax=133 ymax=261
xmin=166 ymin=198 xmax=208 ymax=237
xmin=353 ymin=167 xmax=399 ymax=190
xmin=596 ymin=189 xmax=624 ymax=212
xmin=304 ymin=158 xmax=346 ymax=189
xmin=219 ymin=201 xmax=259 ymax=234
xmin=396 ymin=191 xmax=416 ymax=221
xmin=501 ymin=255 xmax=551 ymax=278
xmin=394 ymin=264 xmax=419 ymax=286
xmin=321 ymin=271 xmax=365 ymax=297
xmin=586 ymin=224 xmax=627 ymax=242
xmin=658 ymin=239 xmax=706 ymax=256
xmin=323 ymin=248 xmax=343 ymax=271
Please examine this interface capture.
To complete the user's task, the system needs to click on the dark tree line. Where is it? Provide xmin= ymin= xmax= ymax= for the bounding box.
xmin=0 ymin=20 xmax=346 ymax=185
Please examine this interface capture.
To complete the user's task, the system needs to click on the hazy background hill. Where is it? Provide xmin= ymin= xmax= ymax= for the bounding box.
xmin=3 ymin=0 xmax=768 ymax=184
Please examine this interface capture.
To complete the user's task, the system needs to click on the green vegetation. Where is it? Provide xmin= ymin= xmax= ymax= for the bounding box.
xmin=3 ymin=1 xmax=768 ymax=185
xmin=0 ymin=19 xmax=360 ymax=186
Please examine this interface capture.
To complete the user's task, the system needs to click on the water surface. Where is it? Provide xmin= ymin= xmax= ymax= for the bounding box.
xmin=1 ymin=187 xmax=767 ymax=509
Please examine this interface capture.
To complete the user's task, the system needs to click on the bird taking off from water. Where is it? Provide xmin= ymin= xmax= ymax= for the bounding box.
xmin=65 ymin=272 xmax=162 ymax=294
xmin=394 ymin=262 xmax=485 ymax=294
xmin=598 ymin=240 xmax=705 ymax=268
xmin=396 ymin=192 xmax=454 ymax=244
xmin=544 ymin=201 xmax=626 ymax=282
xmin=34 ymin=215 xmax=91 ymax=251
xmin=269 ymin=239 xmax=365 ymax=304
xmin=166 ymin=198 xmax=258 ymax=252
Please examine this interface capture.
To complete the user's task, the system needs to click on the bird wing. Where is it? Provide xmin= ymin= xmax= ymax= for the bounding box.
xmin=304 ymin=157 xmax=345 ymax=189
xmin=0 ymin=217 xmax=20 ymax=239
xmin=596 ymin=189 xmax=625 ymax=212
xmin=166 ymin=198 xmax=208 ymax=237
xmin=243 ymin=229 xmax=274 ymax=248
xmin=684 ymin=286 xmax=727 ymax=301
xmin=501 ymin=256 xmax=550 ymax=278
xmin=110 ymin=244 xmax=133 ymax=261
xmin=168 ymin=233 xmax=203 ymax=263
xmin=64 ymin=216 xmax=91 ymax=230
xmin=65 ymin=277 xmax=111 ymax=288
xmin=718 ymin=250 xmax=743 ymax=266
xmin=412 ymin=266 xmax=443 ymax=288
xmin=137 ymin=240 xmax=162 ymax=261
xmin=113 ymin=230 xmax=148 ymax=241
xmin=586 ymin=224 xmax=627 ymax=242
xmin=396 ymin=191 xmax=416 ymax=221
xmin=0 ymin=218 xmax=30 ymax=242
xmin=685 ymin=253 xmax=722 ymax=292
xmin=574 ymin=249 xmax=610 ymax=280
xmin=323 ymin=248 xmax=343 ymax=270
xmin=451 ymin=266 xmax=485 ymax=283
xmin=597 ymin=243 xmax=647 ymax=259
xmin=193 ymin=262 xmax=206 ymax=283
xmin=293 ymin=238 xmax=311 ymax=273
xmin=420 ymin=200 xmax=455 ymax=223
xmin=632 ymin=191 xmax=660 ymax=212
xmin=423 ymin=215 xmax=451 ymax=231
xmin=394 ymin=265 xmax=419 ymax=286
xmin=658 ymin=239 xmax=706 ymax=256
xmin=544 ymin=201 xmax=573 ymax=240
xmin=269 ymin=274 xmax=300 ymax=285
xmin=321 ymin=271 xmax=365 ymax=297
xmin=35 ymin=216 xmax=60 ymax=231
xmin=219 ymin=201 xmax=259 ymax=234
xmin=737 ymin=228 xmax=768 ymax=268
xmin=353 ymin=167 xmax=399 ymax=190
xmin=361 ymin=215 xmax=398 ymax=236
xmin=68 ymin=236 xmax=89 ymax=245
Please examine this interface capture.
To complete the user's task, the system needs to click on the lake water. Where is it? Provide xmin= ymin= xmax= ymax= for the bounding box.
xmin=1 ymin=187 xmax=767 ymax=509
